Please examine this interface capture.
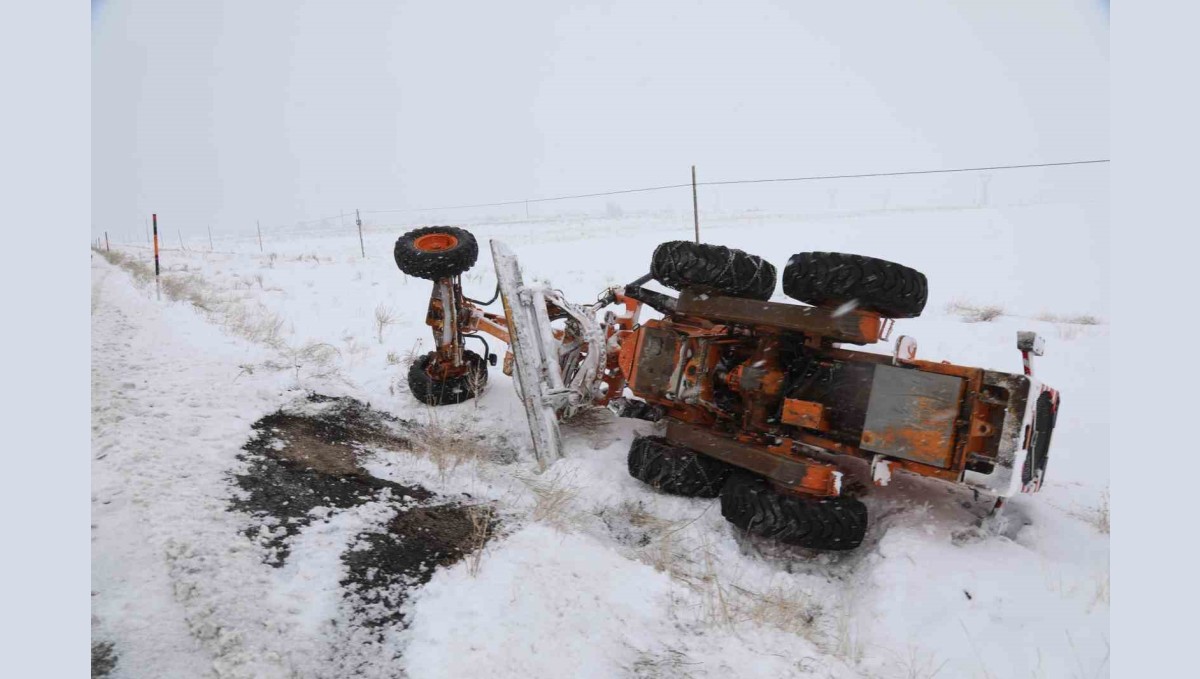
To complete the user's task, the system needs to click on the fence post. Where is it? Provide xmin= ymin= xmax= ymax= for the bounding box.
xmin=104 ymin=232 xmax=109 ymax=252
xmin=257 ymin=220 xmax=263 ymax=253
xmin=208 ymin=224 xmax=214 ymax=251
xmin=356 ymin=209 xmax=365 ymax=258
xmin=152 ymin=214 xmax=161 ymax=275
xmin=691 ymin=165 xmax=700 ymax=243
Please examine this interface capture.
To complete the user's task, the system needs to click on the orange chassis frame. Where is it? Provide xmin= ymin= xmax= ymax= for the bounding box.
xmin=423 ymin=275 xmax=1023 ymax=501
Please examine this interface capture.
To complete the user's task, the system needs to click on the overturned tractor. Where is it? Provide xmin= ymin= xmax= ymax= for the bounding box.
xmin=393 ymin=226 xmax=1059 ymax=550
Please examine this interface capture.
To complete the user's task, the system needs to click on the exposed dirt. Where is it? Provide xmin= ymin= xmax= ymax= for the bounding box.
xmin=91 ymin=641 xmax=116 ymax=678
xmin=230 ymin=393 xmax=497 ymax=634
xmin=342 ymin=503 xmax=496 ymax=630
xmin=232 ymin=394 xmax=432 ymax=566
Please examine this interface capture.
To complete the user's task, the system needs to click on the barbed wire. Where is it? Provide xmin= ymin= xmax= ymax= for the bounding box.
xmin=131 ymin=158 xmax=1108 ymax=239
xmin=357 ymin=158 xmax=1109 ymax=217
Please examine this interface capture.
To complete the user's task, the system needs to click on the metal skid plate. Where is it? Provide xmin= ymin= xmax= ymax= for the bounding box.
xmin=859 ymin=365 xmax=965 ymax=468
xmin=491 ymin=240 xmax=563 ymax=470
xmin=675 ymin=290 xmax=882 ymax=344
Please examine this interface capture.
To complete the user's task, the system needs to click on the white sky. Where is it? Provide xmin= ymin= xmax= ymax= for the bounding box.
xmin=92 ymin=0 xmax=1108 ymax=237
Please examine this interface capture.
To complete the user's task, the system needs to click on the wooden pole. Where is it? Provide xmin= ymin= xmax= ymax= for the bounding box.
xmin=356 ymin=209 xmax=365 ymax=258
xmin=257 ymin=220 xmax=263 ymax=253
xmin=691 ymin=165 xmax=700 ymax=243
xmin=104 ymin=232 xmax=110 ymax=252
xmin=208 ymin=224 xmax=214 ymax=251
xmin=177 ymin=229 xmax=185 ymax=251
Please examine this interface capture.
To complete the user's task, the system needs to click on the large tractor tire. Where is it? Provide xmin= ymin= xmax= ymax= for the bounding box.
xmin=782 ymin=251 xmax=928 ymax=318
xmin=394 ymin=226 xmax=479 ymax=280
xmin=627 ymin=435 xmax=733 ymax=498
xmin=720 ymin=471 xmax=868 ymax=550
xmin=650 ymin=241 xmax=776 ymax=301
xmin=407 ymin=351 xmax=488 ymax=406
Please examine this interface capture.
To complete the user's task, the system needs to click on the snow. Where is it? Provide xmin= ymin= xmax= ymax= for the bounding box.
xmin=92 ymin=204 xmax=1108 ymax=677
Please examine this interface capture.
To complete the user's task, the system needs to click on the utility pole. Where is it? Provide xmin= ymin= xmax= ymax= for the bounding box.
xmin=356 ymin=209 xmax=365 ymax=258
xmin=256 ymin=220 xmax=263 ymax=253
xmin=691 ymin=165 xmax=700 ymax=243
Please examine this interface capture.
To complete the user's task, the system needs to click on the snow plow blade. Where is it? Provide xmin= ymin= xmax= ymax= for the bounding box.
xmin=491 ymin=240 xmax=564 ymax=470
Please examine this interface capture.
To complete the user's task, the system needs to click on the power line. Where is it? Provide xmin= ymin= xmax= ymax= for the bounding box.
xmin=359 ymin=158 xmax=1108 ymax=217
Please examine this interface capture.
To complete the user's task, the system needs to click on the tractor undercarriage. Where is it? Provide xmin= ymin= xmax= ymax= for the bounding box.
xmin=393 ymin=226 xmax=1060 ymax=550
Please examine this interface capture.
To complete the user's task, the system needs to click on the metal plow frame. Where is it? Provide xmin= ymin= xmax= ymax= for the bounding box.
xmin=491 ymin=240 xmax=605 ymax=470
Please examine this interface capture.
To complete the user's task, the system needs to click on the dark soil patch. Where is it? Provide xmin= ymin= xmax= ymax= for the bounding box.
xmin=342 ymin=503 xmax=497 ymax=630
xmin=231 ymin=393 xmax=499 ymax=634
xmin=91 ymin=641 xmax=116 ymax=678
xmin=232 ymin=394 xmax=433 ymax=566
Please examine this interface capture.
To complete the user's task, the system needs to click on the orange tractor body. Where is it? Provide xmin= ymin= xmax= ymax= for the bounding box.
xmin=394 ymin=226 xmax=1059 ymax=550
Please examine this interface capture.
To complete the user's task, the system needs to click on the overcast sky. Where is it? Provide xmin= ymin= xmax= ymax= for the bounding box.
xmin=92 ymin=0 xmax=1107 ymax=237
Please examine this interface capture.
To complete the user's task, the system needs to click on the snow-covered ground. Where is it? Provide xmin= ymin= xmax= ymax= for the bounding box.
xmin=92 ymin=203 xmax=1109 ymax=678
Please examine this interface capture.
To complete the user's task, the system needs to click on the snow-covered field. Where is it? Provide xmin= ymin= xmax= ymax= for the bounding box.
xmin=92 ymin=203 xmax=1109 ymax=678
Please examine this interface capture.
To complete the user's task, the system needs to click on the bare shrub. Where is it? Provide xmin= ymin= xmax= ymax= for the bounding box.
xmin=466 ymin=505 xmax=493 ymax=577
xmin=403 ymin=339 xmax=425 ymax=367
xmin=374 ymin=304 xmax=397 ymax=344
xmin=1067 ymin=314 xmax=1101 ymax=325
xmin=385 ymin=351 xmax=401 ymax=366
xmin=264 ymin=341 xmax=342 ymax=383
xmin=888 ymin=645 xmax=948 ymax=679
xmin=945 ymin=300 xmax=1005 ymax=323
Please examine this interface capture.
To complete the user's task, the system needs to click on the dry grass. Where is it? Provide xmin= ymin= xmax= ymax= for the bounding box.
xmin=945 ymin=300 xmax=1005 ymax=323
xmin=1090 ymin=490 xmax=1110 ymax=535
xmin=515 ymin=467 xmax=581 ymax=529
xmin=409 ymin=413 xmax=491 ymax=480
xmin=561 ymin=405 xmax=615 ymax=431
xmin=1038 ymin=311 xmax=1103 ymax=326
xmin=262 ymin=341 xmax=342 ymax=383
xmin=629 ymin=646 xmax=700 ymax=679
xmin=374 ymin=304 xmax=397 ymax=344
xmin=888 ymin=645 xmax=949 ymax=679
xmin=98 ymin=247 xmax=289 ymax=348
xmin=636 ymin=530 xmax=826 ymax=644
xmin=1056 ymin=324 xmax=1082 ymax=340
xmin=466 ymin=505 xmax=493 ymax=577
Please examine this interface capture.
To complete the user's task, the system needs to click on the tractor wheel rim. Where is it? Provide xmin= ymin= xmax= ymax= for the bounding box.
xmin=413 ymin=233 xmax=459 ymax=252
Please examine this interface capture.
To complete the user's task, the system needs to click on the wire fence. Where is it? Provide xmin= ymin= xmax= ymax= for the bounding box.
xmin=111 ymin=158 xmax=1109 ymax=249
